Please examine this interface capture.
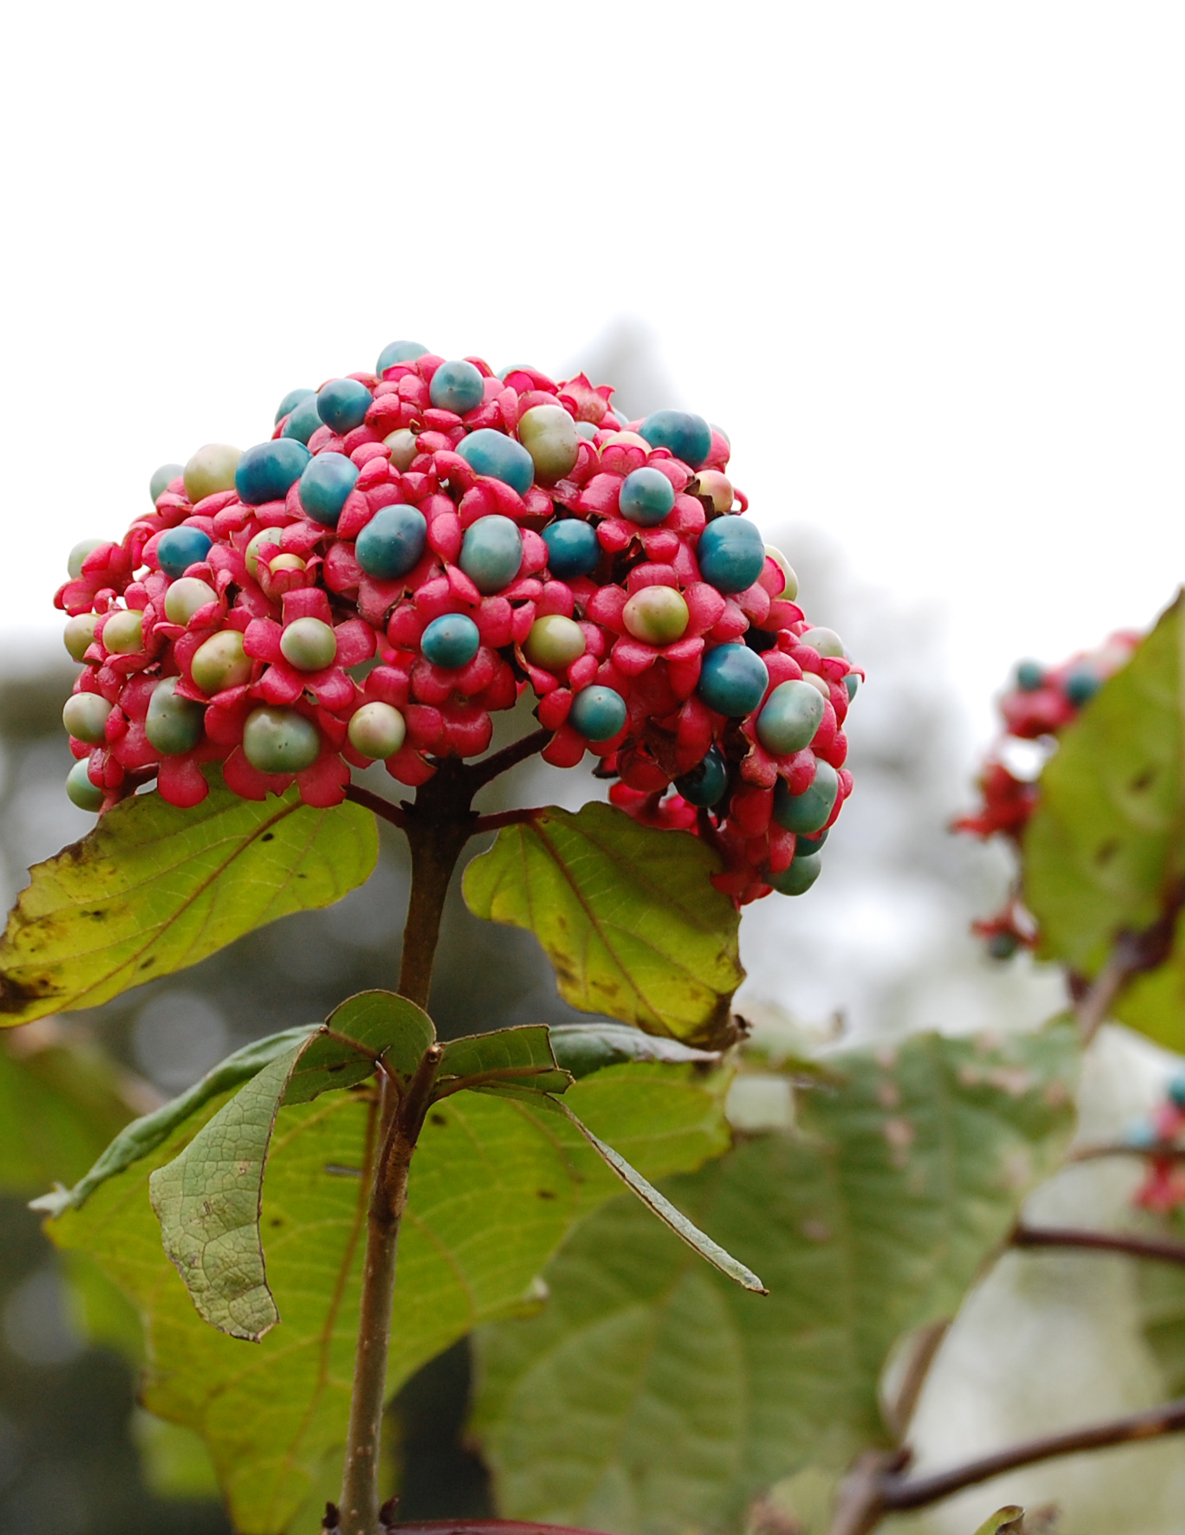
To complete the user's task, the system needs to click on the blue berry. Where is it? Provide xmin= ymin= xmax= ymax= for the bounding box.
xmin=420 ymin=613 xmax=481 ymax=670
xmin=1167 ymin=1076 xmax=1185 ymax=1110
xmin=429 ymin=359 xmax=485 ymax=415
xmin=298 ymin=452 xmax=359 ymax=528
xmin=316 ymin=378 xmax=373 ymax=434
xmin=66 ymin=759 xmax=103 ymax=811
xmin=619 ymin=467 xmax=675 ymax=526
xmin=355 ymin=505 xmax=428 ymax=580
xmin=376 ymin=340 xmax=428 ymax=373
xmin=845 ymin=673 xmax=859 ymax=701
xmin=456 ymin=429 xmax=535 ymax=495
xmin=280 ymin=393 xmax=325 ymax=444
xmin=638 ymin=409 xmax=713 ymax=469
xmin=459 ymin=514 xmax=523 ymax=594
xmin=697 ymin=516 xmax=766 ymax=594
xmin=768 ymin=851 xmax=822 ymax=896
xmin=772 ymin=759 xmax=839 ymax=833
xmin=157 ymin=525 xmax=213 ymax=579
xmin=543 ymin=520 xmax=600 ymax=579
xmin=275 ymin=387 xmax=314 ymax=425
xmin=675 ymin=746 xmax=728 ymax=807
xmin=1064 ymin=665 xmax=1101 ymax=707
xmin=149 ymin=463 xmax=183 ymax=502
xmin=697 ymin=643 xmax=769 ymax=717
xmin=234 ymin=439 xmax=311 ymax=506
xmin=756 ymin=680 xmax=825 ymax=755
xmin=1015 ymin=660 xmax=1045 ymax=692
xmin=569 ymin=685 xmax=627 ymax=742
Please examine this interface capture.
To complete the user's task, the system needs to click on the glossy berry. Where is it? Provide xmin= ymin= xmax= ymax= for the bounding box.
xmin=575 ymin=420 xmax=598 ymax=441
xmin=281 ymin=394 xmax=325 ymax=444
xmin=638 ymin=409 xmax=712 ymax=469
xmin=622 ymin=586 xmax=689 ymax=646
xmin=697 ymin=516 xmax=766 ymax=594
xmin=348 ymin=701 xmax=407 ymax=759
xmin=542 ymin=519 xmax=600 ymax=579
xmin=569 ymin=685 xmax=627 ymax=741
xmin=355 ymin=505 xmax=428 ymax=580
xmin=693 ymin=471 xmax=734 ymax=514
xmin=429 ymin=359 xmax=484 ymax=415
xmin=280 ymin=617 xmax=337 ymax=672
xmin=235 ymin=439 xmax=311 ymax=506
xmin=772 ymin=758 xmax=839 ymax=833
xmin=518 ymin=404 xmax=579 ymax=483
xmin=269 ymin=553 xmax=305 ymax=576
xmin=150 ymin=463 xmax=184 ymax=503
xmin=191 ymin=630 xmax=252 ymax=694
xmin=697 ymin=643 xmax=769 ymax=717
xmin=802 ymin=626 xmax=844 ymax=659
xmin=1015 ymin=660 xmax=1045 ymax=692
xmin=242 ymin=706 xmax=321 ymax=774
xmin=298 ymin=452 xmax=359 ymax=528
xmin=675 ymin=746 xmax=728 ymax=807
xmin=66 ymin=759 xmax=103 ymax=811
xmin=164 ymin=576 xmax=218 ymax=624
xmin=184 ymin=443 xmax=241 ymax=504
xmin=618 ymin=467 xmax=675 ymax=526
xmin=765 ymin=547 xmax=798 ymax=600
xmin=420 ymin=613 xmax=480 ymax=670
xmin=145 ymin=678 xmax=205 ymax=755
xmin=275 ymin=387 xmax=314 ymax=425
xmin=67 ymin=539 xmax=105 ymax=580
xmin=845 ymin=674 xmax=859 ymax=700
xmin=157 ymin=525 xmax=213 ymax=579
xmin=524 ymin=615 xmax=586 ymax=670
xmin=796 ymin=827 xmax=828 ymax=857
xmin=768 ymin=851 xmax=822 ymax=896
xmin=62 ymin=692 xmax=112 ymax=745
xmin=63 ymin=613 xmax=98 ymax=661
xmin=459 ymin=515 xmax=522 ymax=594
xmin=102 ymin=609 xmax=143 ymax=655
xmin=316 ymin=378 xmax=372 ymax=434
xmin=377 ymin=340 xmax=428 ymax=373
xmin=245 ymin=528 xmax=284 ymax=577
xmin=756 ymin=680 xmax=825 ymax=755
xmin=1064 ymin=665 xmax=1100 ymax=707
xmin=456 ymin=429 xmax=535 ymax=495
xmin=384 ymin=429 xmax=419 ymax=471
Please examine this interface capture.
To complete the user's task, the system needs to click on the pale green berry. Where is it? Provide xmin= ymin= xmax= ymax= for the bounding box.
xmin=164 ymin=577 xmax=218 ymax=625
xmin=62 ymin=692 xmax=112 ymax=745
xmin=242 ymin=706 xmax=321 ymax=773
xmin=765 ymin=547 xmax=798 ymax=601
xmin=348 ymin=702 xmax=407 ymax=759
xmin=523 ymin=615 xmax=586 ymax=670
xmin=145 ymin=678 xmax=205 ymax=755
xmin=245 ymin=527 xmax=284 ymax=577
xmin=102 ymin=609 xmax=144 ymax=654
xmin=280 ymin=617 xmax=337 ymax=672
xmin=191 ymin=630 xmax=252 ymax=694
xmin=384 ymin=429 xmax=420 ymax=471
xmin=67 ymin=539 xmax=105 ymax=580
xmin=803 ymin=625 xmax=844 ymax=658
xmin=801 ymin=672 xmax=830 ymax=699
xmin=183 ymin=443 xmax=242 ymax=504
xmin=66 ymin=759 xmax=104 ymax=811
xmin=622 ymin=586 xmax=690 ymax=647
xmin=63 ymin=613 xmax=98 ymax=662
xmin=268 ymin=553 xmax=306 ymax=575
xmin=517 ymin=405 xmax=580 ymax=483
xmin=150 ymin=463 xmax=184 ymax=502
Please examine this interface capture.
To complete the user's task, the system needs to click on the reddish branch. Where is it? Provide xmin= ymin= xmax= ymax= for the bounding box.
xmin=1012 ymin=1222 xmax=1185 ymax=1267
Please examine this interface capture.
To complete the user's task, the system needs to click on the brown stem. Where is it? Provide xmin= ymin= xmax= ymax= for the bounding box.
xmin=344 ymin=783 xmax=410 ymax=831
xmin=1074 ymin=945 xmax=1136 ymax=1046
xmin=471 ymin=807 xmax=539 ymax=834
xmin=1071 ymin=1141 xmax=1185 ymax=1163
xmin=1013 ymin=1222 xmax=1185 ymax=1266
xmin=464 ymin=727 xmax=551 ymax=791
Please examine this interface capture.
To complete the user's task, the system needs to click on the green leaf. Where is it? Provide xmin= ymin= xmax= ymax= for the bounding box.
xmin=973 ymin=1510 xmax=1025 ymax=1535
xmin=289 ymin=991 xmax=435 ymax=1104
xmin=549 ymin=1022 xmax=722 ymax=1079
xmin=46 ymin=1058 xmax=731 ymax=1534
xmin=436 ymin=1024 xmax=573 ymax=1097
xmin=471 ymin=1026 xmax=1080 ymax=1535
xmin=0 ymin=769 xmax=378 ymax=1028
xmin=133 ymin=1411 xmax=221 ymax=1501
xmin=463 ymin=802 xmax=745 ymax=1048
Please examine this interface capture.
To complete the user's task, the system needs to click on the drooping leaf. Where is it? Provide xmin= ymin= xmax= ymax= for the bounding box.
xmin=471 ymin=1025 xmax=1079 ymax=1535
xmin=549 ymin=1022 xmax=721 ymax=1078
xmin=0 ymin=769 xmax=378 ymax=1028
xmin=46 ymin=1059 xmax=731 ymax=1534
xmin=436 ymin=1025 xmax=573 ymax=1097
xmin=463 ymin=802 xmax=744 ymax=1048
xmin=973 ymin=1509 xmax=1025 ymax=1535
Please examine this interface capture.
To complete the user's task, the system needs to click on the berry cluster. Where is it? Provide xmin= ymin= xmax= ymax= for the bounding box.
xmin=956 ymin=633 xmax=1139 ymax=953
xmin=57 ymin=342 xmax=860 ymax=905
xmin=1129 ymin=1078 xmax=1185 ymax=1214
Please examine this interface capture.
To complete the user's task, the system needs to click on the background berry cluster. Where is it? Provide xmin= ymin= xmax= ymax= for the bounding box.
xmin=56 ymin=342 xmax=860 ymax=905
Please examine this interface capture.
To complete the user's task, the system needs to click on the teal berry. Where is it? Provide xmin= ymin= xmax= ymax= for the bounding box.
xmin=275 ymin=387 xmax=314 ymax=425
xmin=697 ymin=643 xmax=769 ymax=717
xmin=355 ymin=505 xmax=428 ymax=580
xmin=619 ymin=466 xmax=676 ymax=526
xmin=377 ymin=340 xmax=429 ymax=373
xmin=569 ymin=685 xmax=627 ymax=741
xmin=66 ymin=758 xmax=104 ymax=811
xmin=62 ymin=692 xmax=112 ymax=746
xmin=772 ymin=758 xmax=839 ymax=834
xmin=1015 ymin=660 xmax=1045 ymax=692
xmin=575 ymin=421 xmax=598 ymax=441
xmin=67 ymin=539 xmax=105 ymax=580
xmin=675 ymin=746 xmax=728 ymax=807
xmin=796 ymin=827 xmax=829 ymax=857
xmin=149 ymin=463 xmax=184 ymax=502
xmin=1168 ymin=1076 xmax=1185 ymax=1110
xmin=429 ymin=359 xmax=485 ymax=415
xmin=768 ymin=851 xmax=822 ymax=896
xmin=542 ymin=519 xmax=600 ymax=579
xmin=316 ymin=378 xmax=373 ymax=435
xmin=242 ymin=706 xmax=321 ymax=774
xmin=234 ymin=439 xmax=311 ymax=506
xmin=157 ymin=525 xmax=213 ymax=579
xmin=987 ymin=931 xmax=1020 ymax=960
xmin=697 ymin=516 xmax=766 ymax=594
xmin=1064 ymin=666 xmax=1100 ymax=707
xmin=298 ymin=451 xmax=359 ymax=528
xmin=280 ymin=617 xmax=337 ymax=672
xmin=845 ymin=673 xmax=859 ymax=701
xmin=280 ymin=393 xmax=325 ymax=444
xmin=420 ymin=613 xmax=480 ymax=670
xmin=145 ymin=678 xmax=205 ymax=756
xmin=756 ymin=680 xmax=826 ymax=755
xmin=638 ymin=409 xmax=713 ymax=469
xmin=459 ymin=514 xmax=523 ymax=594
xmin=456 ymin=428 xmax=535 ymax=495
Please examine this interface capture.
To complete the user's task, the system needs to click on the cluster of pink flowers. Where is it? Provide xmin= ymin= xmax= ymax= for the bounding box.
xmin=57 ymin=345 xmax=860 ymax=905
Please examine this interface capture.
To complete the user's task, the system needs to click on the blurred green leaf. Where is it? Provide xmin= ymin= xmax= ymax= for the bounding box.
xmin=46 ymin=1059 xmax=731 ymax=1534
xmin=471 ymin=1026 xmax=1079 ymax=1535
xmin=463 ymin=802 xmax=744 ymax=1048
xmin=437 ymin=1025 xmax=573 ymax=1097
xmin=973 ymin=1509 xmax=1025 ymax=1535
xmin=0 ymin=769 xmax=378 ymax=1028
xmin=132 ymin=1411 xmax=221 ymax=1501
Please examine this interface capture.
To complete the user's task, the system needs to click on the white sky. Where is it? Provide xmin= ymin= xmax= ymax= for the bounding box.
xmin=2 ymin=2 xmax=1183 ymax=743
